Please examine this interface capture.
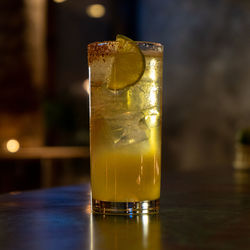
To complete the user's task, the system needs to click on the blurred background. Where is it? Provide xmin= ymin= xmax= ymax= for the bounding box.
xmin=0 ymin=0 xmax=250 ymax=193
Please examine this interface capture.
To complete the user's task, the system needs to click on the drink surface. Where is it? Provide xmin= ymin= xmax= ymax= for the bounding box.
xmin=89 ymin=42 xmax=163 ymax=202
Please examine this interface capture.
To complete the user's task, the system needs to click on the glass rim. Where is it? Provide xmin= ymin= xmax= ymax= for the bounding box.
xmin=88 ymin=40 xmax=163 ymax=64
xmin=88 ymin=40 xmax=164 ymax=51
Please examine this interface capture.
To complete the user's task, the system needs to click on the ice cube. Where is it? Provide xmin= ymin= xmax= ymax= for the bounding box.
xmin=126 ymin=79 xmax=161 ymax=112
xmin=91 ymin=85 xmax=128 ymax=119
xmin=106 ymin=111 xmax=150 ymax=147
xmin=89 ymin=56 xmax=114 ymax=86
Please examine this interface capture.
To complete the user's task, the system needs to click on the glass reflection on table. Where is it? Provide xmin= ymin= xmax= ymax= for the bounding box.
xmin=89 ymin=214 xmax=162 ymax=250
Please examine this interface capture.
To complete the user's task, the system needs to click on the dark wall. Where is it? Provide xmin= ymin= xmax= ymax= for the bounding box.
xmin=138 ymin=0 xmax=250 ymax=170
xmin=45 ymin=0 xmax=137 ymax=146
xmin=0 ymin=0 xmax=38 ymax=113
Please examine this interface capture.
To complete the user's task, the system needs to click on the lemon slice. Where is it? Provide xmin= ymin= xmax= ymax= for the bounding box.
xmin=107 ymin=34 xmax=145 ymax=90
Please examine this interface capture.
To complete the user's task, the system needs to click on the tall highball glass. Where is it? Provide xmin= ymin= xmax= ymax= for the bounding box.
xmin=88 ymin=40 xmax=163 ymax=215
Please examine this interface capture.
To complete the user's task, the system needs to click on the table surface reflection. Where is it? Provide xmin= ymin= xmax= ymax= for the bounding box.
xmin=1 ymin=167 xmax=250 ymax=249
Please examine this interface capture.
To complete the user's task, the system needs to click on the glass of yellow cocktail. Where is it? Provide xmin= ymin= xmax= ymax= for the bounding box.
xmin=88 ymin=35 xmax=163 ymax=215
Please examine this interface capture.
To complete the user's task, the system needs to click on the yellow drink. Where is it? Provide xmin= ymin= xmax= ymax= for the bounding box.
xmin=88 ymin=39 xmax=163 ymax=214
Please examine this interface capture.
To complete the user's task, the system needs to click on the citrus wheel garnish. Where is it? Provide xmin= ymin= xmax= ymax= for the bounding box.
xmin=107 ymin=34 xmax=145 ymax=90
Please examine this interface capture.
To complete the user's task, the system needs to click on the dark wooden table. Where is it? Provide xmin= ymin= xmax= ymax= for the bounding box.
xmin=1 ymin=167 xmax=250 ymax=250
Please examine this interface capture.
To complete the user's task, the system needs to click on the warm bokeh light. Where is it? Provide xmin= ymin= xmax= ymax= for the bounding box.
xmin=53 ymin=0 xmax=67 ymax=3
xmin=86 ymin=4 xmax=106 ymax=18
xmin=9 ymin=191 xmax=21 ymax=195
xmin=6 ymin=139 xmax=20 ymax=153
xmin=83 ymin=78 xmax=90 ymax=95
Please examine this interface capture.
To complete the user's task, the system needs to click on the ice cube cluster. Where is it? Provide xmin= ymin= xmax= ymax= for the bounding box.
xmin=90 ymin=53 xmax=161 ymax=147
xmin=106 ymin=111 xmax=151 ymax=146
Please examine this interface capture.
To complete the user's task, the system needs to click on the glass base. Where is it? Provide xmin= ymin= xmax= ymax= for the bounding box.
xmin=92 ymin=199 xmax=160 ymax=215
